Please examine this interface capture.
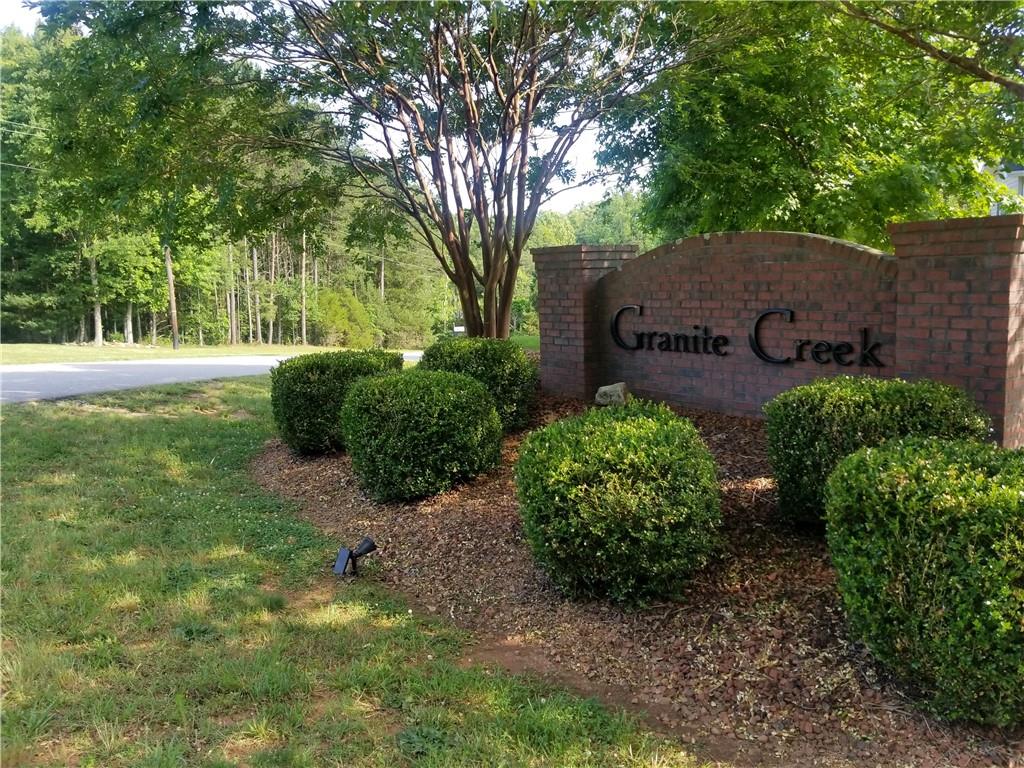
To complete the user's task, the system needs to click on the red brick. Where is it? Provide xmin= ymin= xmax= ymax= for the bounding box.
xmin=536 ymin=217 xmax=1023 ymax=447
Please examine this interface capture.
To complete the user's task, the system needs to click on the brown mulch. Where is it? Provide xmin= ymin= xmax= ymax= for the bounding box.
xmin=251 ymin=394 xmax=1023 ymax=768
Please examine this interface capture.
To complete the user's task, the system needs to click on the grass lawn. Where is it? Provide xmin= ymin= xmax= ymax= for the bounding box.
xmin=1 ymin=377 xmax=701 ymax=767
xmin=0 ymin=344 xmax=344 ymax=366
xmin=510 ymin=334 xmax=539 ymax=352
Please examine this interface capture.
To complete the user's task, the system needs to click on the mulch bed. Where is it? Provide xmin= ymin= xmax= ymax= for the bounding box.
xmin=252 ymin=394 xmax=1023 ymax=768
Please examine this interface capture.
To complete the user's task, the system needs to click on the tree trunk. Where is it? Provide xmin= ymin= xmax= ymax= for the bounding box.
xmin=226 ymin=292 xmax=234 ymax=344
xmin=454 ymin=239 xmax=520 ymax=339
xmin=212 ymin=281 xmax=221 ymax=343
xmin=454 ymin=269 xmax=484 ymax=337
xmin=78 ymin=315 xmax=86 ymax=344
xmin=124 ymin=301 xmax=134 ymax=344
xmin=477 ymin=239 xmax=519 ymax=339
xmin=267 ymin=233 xmax=276 ymax=346
xmin=301 ymin=230 xmax=307 ymax=345
xmin=151 ymin=310 xmax=158 ymax=345
xmin=227 ymin=242 xmax=237 ymax=344
xmin=379 ymin=243 xmax=385 ymax=300
xmin=243 ymin=247 xmax=254 ymax=344
xmin=496 ymin=253 xmax=520 ymax=340
xmin=252 ymin=244 xmax=263 ymax=344
xmin=163 ymin=243 xmax=180 ymax=350
xmin=483 ymin=283 xmax=497 ymax=338
xmin=89 ymin=251 xmax=103 ymax=346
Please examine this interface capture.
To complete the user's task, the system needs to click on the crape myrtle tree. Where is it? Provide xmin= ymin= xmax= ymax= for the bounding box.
xmin=243 ymin=1 xmax=743 ymax=338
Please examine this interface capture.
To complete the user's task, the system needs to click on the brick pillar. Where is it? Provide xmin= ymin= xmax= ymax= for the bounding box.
xmin=533 ymin=244 xmax=638 ymax=399
xmin=890 ymin=214 xmax=1024 ymax=447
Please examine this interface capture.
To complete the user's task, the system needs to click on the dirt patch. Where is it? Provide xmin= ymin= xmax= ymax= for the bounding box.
xmin=251 ymin=394 xmax=1023 ymax=768
xmin=63 ymin=402 xmax=152 ymax=418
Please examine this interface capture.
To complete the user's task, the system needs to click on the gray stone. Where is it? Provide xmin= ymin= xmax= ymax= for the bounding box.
xmin=595 ymin=382 xmax=630 ymax=406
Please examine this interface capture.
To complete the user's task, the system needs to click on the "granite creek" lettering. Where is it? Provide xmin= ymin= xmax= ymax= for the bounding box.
xmin=610 ymin=305 xmax=883 ymax=367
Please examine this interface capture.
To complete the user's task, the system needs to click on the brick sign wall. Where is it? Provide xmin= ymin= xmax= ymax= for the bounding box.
xmin=534 ymin=215 xmax=1024 ymax=448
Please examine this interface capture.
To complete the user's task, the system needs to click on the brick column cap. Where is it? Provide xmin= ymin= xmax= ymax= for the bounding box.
xmin=532 ymin=243 xmax=639 ymax=264
xmin=889 ymin=213 xmax=1024 ymax=235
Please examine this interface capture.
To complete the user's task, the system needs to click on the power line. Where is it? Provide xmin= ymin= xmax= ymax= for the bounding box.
xmin=0 ymin=161 xmax=41 ymax=171
xmin=0 ymin=126 xmax=42 ymax=138
xmin=0 ymin=118 xmax=48 ymax=134
xmin=380 ymin=254 xmax=444 ymax=273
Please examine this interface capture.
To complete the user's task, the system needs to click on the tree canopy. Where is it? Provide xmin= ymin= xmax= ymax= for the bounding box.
xmin=839 ymin=1 xmax=1024 ymax=101
xmin=600 ymin=1 xmax=1023 ymax=248
xmin=3 ymin=0 xmax=1022 ymax=346
xmin=234 ymin=0 xmax=744 ymax=336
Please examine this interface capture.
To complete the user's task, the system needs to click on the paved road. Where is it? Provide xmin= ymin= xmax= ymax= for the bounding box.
xmin=0 ymin=351 xmax=424 ymax=404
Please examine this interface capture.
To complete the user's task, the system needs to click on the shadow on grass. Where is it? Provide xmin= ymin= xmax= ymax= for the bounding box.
xmin=1 ymin=377 xmax=702 ymax=768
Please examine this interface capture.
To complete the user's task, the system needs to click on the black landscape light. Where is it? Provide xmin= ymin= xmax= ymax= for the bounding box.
xmin=332 ymin=536 xmax=378 ymax=576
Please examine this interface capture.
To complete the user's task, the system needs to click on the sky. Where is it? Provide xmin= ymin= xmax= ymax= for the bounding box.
xmin=0 ymin=2 xmax=615 ymax=213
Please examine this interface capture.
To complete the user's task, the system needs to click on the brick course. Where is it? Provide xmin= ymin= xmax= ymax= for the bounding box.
xmin=534 ymin=215 xmax=1024 ymax=447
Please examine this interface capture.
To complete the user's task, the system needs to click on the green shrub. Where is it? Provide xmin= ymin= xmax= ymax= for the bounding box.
xmin=515 ymin=401 xmax=721 ymax=602
xmin=764 ymin=376 xmax=989 ymax=526
xmin=826 ymin=438 xmax=1024 ymax=725
xmin=419 ymin=337 xmax=538 ymax=431
xmin=270 ymin=350 xmax=403 ymax=455
xmin=340 ymin=369 xmax=502 ymax=501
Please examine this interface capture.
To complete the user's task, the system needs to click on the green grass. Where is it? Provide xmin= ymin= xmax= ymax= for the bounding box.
xmin=1 ymin=377 xmax=702 ymax=767
xmin=0 ymin=343 xmax=345 ymax=365
xmin=510 ymin=334 xmax=540 ymax=352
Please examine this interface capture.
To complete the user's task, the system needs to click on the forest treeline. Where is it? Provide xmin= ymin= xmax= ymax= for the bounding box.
xmin=2 ymin=2 xmax=1021 ymax=345
xmin=1 ymin=25 xmax=657 ymax=347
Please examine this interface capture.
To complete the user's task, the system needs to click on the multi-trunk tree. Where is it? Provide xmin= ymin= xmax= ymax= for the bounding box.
xmin=245 ymin=1 xmax=742 ymax=337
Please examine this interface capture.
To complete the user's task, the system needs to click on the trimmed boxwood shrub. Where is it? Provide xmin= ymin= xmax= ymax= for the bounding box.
xmin=270 ymin=349 xmax=403 ymax=455
xmin=764 ymin=376 xmax=989 ymax=526
xmin=515 ymin=400 xmax=721 ymax=603
xmin=826 ymin=438 xmax=1024 ymax=725
xmin=340 ymin=369 xmax=502 ymax=501
xmin=418 ymin=337 xmax=538 ymax=431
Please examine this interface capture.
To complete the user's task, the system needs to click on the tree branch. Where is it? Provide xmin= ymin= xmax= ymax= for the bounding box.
xmin=839 ymin=1 xmax=1024 ymax=101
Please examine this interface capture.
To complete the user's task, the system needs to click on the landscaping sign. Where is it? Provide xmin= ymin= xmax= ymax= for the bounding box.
xmin=533 ymin=215 xmax=1024 ymax=448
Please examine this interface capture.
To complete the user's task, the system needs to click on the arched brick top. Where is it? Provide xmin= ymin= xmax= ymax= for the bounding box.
xmin=618 ymin=231 xmax=897 ymax=281
xmin=533 ymin=217 xmax=1023 ymax=447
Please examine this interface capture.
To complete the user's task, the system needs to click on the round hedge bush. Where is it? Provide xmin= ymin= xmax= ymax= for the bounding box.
xmin=826 ymin=438 xmax=1023 ymax=725
xmin=418 ymin=337 xmax=538 ymax=431
xmin=340 ymin=369 xmax=502 ymax=501
xmin=515 ymin=400 xmax=721 ymax=602
xmin=764 ymin=376 xmax=989 ymax=526
xmin=270 ymin=349 xmax=403 ymax=455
